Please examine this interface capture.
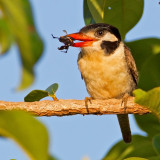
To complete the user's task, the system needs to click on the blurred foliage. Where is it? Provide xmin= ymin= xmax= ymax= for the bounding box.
xmin=127 ymin=39 xmax=160 ymax=91
xmin=83 ymin=0 xmax=95 ymax=25
xmin=49 ymin=155 xmax=58 ymax=160
xmin=24 ymin=83 xmax=59 ymax=102
xmin=0 ymin=0 xmax=43 ymax=90
xmin=134 ymin=114 xmax=160 ymax=138
xmin=124 ymin=158 xmax=149 ymax=160
xmin=153 ymin=135 xmax=160 ymax=155
xmin=84 ymin=0 xmax=144 ymax=40
xmin=103 ymin=135 xmax=157 ymax=160
xmin=0 ymin=18 xmax=12 ymax=53
xmin=134 ymin=88 xmax=160 ymax=119
xmin=0 ymin=111 xmax=49 ymax=160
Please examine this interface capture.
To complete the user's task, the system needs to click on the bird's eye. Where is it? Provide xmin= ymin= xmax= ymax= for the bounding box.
xmin=95 ymin=30 xmax=105 ymax=37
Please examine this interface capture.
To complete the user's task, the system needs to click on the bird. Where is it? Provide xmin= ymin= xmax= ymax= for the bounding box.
xmin=65 ymin=23 xmax=138 ymax=143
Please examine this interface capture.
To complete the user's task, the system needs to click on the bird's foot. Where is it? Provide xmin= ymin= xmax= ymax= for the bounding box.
xmin=121 ymin=93 xmax=129 ymax=113
xmin=84 ymin=97 xmax=92 ymax=113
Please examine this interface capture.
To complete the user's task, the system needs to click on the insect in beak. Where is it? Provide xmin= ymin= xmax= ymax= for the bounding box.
xmin=51 ymin=33 xmax=74 ymax=53
xmin=52 ymin=30 xmax=97 ymax=53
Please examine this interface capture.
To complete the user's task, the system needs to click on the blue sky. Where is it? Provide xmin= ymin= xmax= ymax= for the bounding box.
xmin=0 ymin=0 xmax=160 ymax=160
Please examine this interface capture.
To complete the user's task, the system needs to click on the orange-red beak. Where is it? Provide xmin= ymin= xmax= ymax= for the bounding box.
xmin=66 ymin=32 xmax=97 ymax=47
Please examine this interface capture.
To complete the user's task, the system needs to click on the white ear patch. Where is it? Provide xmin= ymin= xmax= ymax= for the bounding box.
xmin=102 ymin=32 xmax=118 ymax=42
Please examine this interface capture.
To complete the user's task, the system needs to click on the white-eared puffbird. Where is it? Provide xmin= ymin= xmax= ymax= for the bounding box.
xmin=64 ymin=23 xmax=138 ymax=143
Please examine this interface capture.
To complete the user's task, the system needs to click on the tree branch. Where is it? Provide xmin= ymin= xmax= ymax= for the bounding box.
xmin=0 ymin=97 xmax=150 ymax=116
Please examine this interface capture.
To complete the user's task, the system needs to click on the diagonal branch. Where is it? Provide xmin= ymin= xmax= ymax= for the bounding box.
xmin=0 ymin=97 xmax=150 ymax=116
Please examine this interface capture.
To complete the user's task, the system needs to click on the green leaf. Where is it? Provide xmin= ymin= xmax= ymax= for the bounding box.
xmin=0 ymin=0 xmax=43 ymax=90
xmin=153 ymin=135 xmax=160 ymax=155
xmin=0 ymin=111 xmax=49 ymax=160
xmin=20 ymin=67 xmax=34 ymax=91
xmin=133 ymin=89 xmax=146 ymax=100
xmin=127 ymin=39 xmax=160 ymax=70
xmin=134 ymin=114 xmax=160 ymax=138
xmin=134 ymin=87 xmax=160 ymax=119
xmin=24 ymin=83 xmax=59 ymax=102
xmin=126 ymin=38 xmax=160 ymax=90
xmin=24 ymin=90 xmax=49 ymax=102
xmin=124 ymin=158 xmax=149 ymax=160
xmin=148 ymin=156 xmax=160 ymax=160
xmin=46 ymin=83 xmax=59 ymax=96
xmin=103 ymin=135 xmax=157 ymax=160
xmin=87 ymin=0 xmax=104 ymax=23
xmin=137 ymin=54 xmax=160 ymax=90
xmin=48 ymin=155 xmax=58 ymax=160
xmin=83 ymin=0 xmax=95 ymax=25
xmin=0 ymin=18 xmax=13 ymax=54
xmin=87 ymin=0 xmax=144 ymax=39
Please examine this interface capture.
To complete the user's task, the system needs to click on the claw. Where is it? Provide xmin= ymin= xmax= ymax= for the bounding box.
xmin=121 ymin=93 xmax=129 ymax=113
xmin=84 ymin=97 xmax=92 ymax=113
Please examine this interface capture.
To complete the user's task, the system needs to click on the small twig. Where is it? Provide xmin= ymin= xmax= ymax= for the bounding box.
xmin=0 ymin=97 xmax=150 ymax=116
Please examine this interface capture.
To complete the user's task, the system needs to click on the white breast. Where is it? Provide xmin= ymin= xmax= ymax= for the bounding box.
xmin=78 ymin=43 xmax=134 ymax=99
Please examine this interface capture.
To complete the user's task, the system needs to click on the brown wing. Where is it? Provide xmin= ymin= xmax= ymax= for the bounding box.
xmin=77 ymin=51 xmax=83 ymax=79
xmin=124 ymin=45 xmax=138 ymax=85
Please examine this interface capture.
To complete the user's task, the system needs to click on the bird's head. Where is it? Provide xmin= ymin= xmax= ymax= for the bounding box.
xmin=66 ymin=23 xmax=122 ymax=55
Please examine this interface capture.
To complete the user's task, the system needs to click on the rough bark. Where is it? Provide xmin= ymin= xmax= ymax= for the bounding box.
xmin=0 ymin=97 xmax=150 ymax=116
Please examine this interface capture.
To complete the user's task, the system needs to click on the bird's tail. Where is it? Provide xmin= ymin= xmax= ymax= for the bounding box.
xmin=117 ymin=114 xmax=131 ymax=143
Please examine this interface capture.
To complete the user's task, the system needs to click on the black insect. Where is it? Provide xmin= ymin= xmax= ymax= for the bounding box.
xmin=51 ymin=34 xmax=74 ymax=53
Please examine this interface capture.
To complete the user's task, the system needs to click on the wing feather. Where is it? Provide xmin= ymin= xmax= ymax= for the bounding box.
xmin=124 ymin=45 xmax=138 ymax=85
xmin=77 ymin=52 xmax=83 ymax=79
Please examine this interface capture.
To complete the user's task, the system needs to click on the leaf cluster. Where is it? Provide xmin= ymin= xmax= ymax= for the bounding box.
xmin=103 ymin=113 xmax=160 ymax=160
xmin=0 ymin=0 xmax=43 ymax=90
xmin=0 ymin=110 xmax=56 ymax=160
